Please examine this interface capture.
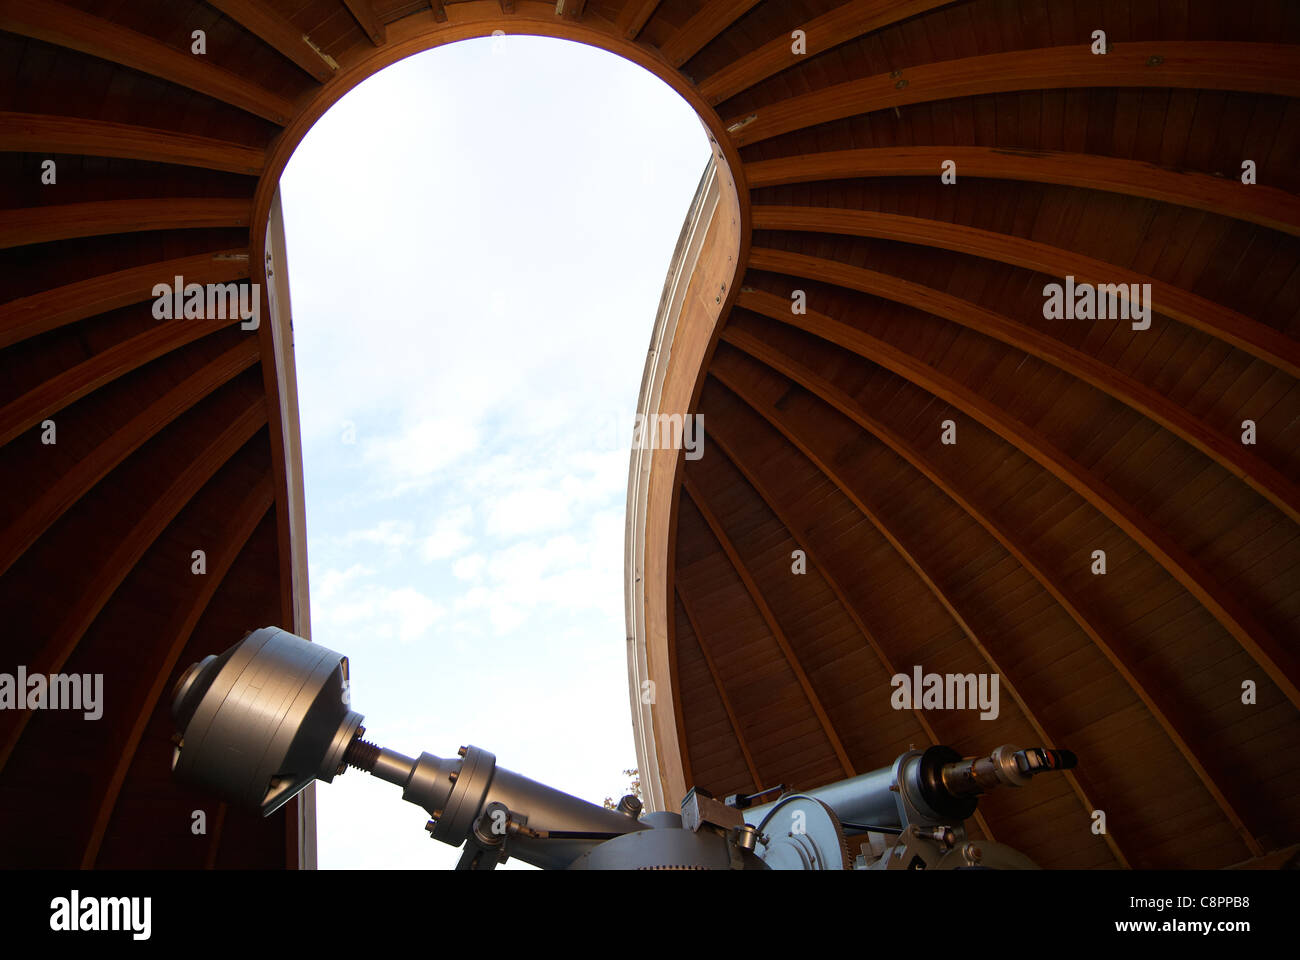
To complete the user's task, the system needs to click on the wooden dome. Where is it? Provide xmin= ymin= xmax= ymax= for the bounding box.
xmin=0 ymin=0 xmax=1296 ymax=870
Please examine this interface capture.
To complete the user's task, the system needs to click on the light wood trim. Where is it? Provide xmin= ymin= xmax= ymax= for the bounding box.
xmin=263 ymin=192 xmax=312 ymax=638
xmin=624 ymin=161 xmax=731 ymax=811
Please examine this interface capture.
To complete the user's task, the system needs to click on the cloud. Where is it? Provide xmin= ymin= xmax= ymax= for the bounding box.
xmin=420 ymin=504 xmax=475 ymax=561
xmin=384 ymin=587 xmax=445 ymax=644
xmin=312 ymin=572 xmax=445 ymax=646
xmin=451 ymin=553 xmax=486 ymax=581
xmin=484 ymin=486 xmax=574 ymax=537
xmin=469 ymin=444 xmax=628 ymax=542
xmin=449 ymin=508 xmax=624 ymax=634
xmin=313 ymin=563 xmax=374 ymax=602
xmin=334 ymin=520 xmax=412 ymax=550
xmin=362 ymin=417 xmax=480 ymax=497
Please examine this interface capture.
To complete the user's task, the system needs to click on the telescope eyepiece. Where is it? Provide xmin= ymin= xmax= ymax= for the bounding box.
xmin=171 ymin=628 xmax=364 ymax=816
xmin=939 ymin=745 xmax=1077 ymax=800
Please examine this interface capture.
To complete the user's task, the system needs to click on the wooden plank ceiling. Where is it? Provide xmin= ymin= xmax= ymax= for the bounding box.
xmin=0 ymin=0 xmax=1297 ymax=870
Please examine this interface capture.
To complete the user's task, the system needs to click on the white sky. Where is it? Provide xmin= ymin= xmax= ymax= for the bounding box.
xmin=278 ymin=34 xmax=709 ymax=869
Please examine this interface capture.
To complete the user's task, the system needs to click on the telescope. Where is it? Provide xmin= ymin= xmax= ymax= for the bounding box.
xmin=171 ymin=627 xmax=1077 ymax=870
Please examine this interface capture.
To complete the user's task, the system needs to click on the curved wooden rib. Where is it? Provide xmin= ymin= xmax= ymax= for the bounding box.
xmin=699 ymin=421 xmax=999 ymax=843
xmin=675 ymin=585 xmax=760 ymax=791
xmin=705 ymin=365 xmax=1128 ymax=866
xmin=0 ymin=339 xmax=261 ymax=580
xmin=0 ymin=400 xmax=267 ymax=775
xmin=0 ymin=248 xmax=249 ymax=349
xmin=0 ymin=318 xmax=249 ymax=448
xmin=746 ymin=147 xmax=1300 ymax=238
xmin=342 ymin=0 xmax=386 ymax=47
xmin=724 ymin=287 xmax=1268 ymax=857
xmin=81 ymin=476 xmax=274 ymax=868
xmin=616 ymin=0 xmax=661 ymax=38
xmin=748 ymin=246 xmax=1300 ymax=526
xmin=1 ymin=0 xmax=294 ymax=125
xmin=680 ymin=475 xmax=856 ymax=779
xmin=727 ymin=284 xmax=1300 ymax=712
xmin=206 ymin=0 xmax=338 ymax=82
xmin=0 ymin=112 xmax=265 ymax=175
xmin=698 ymin=0 xmax=954 ymax=105
xmin=727 ymin=43 xmax=1300 ymax=147
xmin=660 ymin=0 xmax=761 ymax=68
xmin=751 ymin=205 xmax=1300 ymax=379
xmin=0 ymin=199 xmax=251 ymax=251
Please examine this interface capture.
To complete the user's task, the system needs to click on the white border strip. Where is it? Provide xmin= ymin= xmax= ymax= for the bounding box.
xmin=265 ymin=188 xmax=317 ymax=869
xmin=624 ymin=157 xmax=720 ymax=812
